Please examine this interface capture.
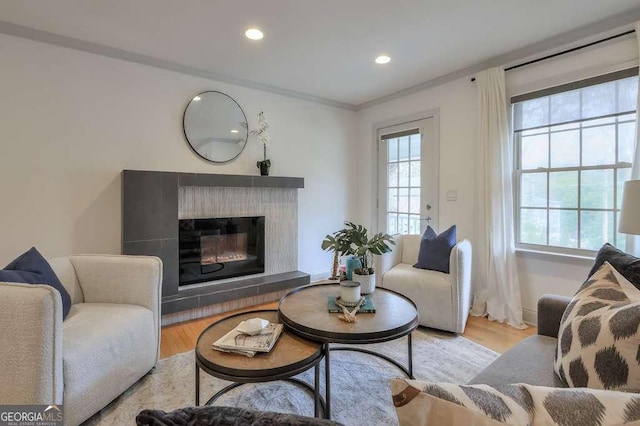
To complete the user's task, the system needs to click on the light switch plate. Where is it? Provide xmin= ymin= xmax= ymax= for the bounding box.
xmin=447 ymin=190 xmax=457 ymax=201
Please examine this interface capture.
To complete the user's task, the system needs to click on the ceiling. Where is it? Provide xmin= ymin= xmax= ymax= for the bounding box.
xmin=2 ymin=1 xmax=640 ymax=108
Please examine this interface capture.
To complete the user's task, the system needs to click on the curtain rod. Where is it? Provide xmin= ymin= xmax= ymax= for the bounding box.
xmin=470 ymin=29 xmax=635 ymax=82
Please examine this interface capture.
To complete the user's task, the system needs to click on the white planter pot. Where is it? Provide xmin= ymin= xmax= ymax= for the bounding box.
xmin=353 ymin=271 xmax=376 ymax=294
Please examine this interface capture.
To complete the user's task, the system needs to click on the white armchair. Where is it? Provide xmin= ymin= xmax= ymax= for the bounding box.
xmin=375 ymin=235 xmax=472 ymax=333
xmin=0 ymin=255 xmax=162 ymax=426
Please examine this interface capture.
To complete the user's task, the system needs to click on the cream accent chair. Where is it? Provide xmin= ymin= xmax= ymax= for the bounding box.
xmin=0 ymin=255 xmax=162 ymax=426
xmin=375 ymin=234 xmax=472 ymax=333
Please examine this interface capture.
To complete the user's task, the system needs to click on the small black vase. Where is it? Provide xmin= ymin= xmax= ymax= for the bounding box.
xmin=257 ymin=159 xmax=271 ymax=176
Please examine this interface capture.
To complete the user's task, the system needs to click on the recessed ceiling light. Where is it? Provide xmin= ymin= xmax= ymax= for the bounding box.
xmin=245 ymin=28 xmax=264 ymax=40
xmin=375 ymin=55 xmax=391 ymax=65
xmin=193 ymin=96 xmax=201 ymax=101
xmin=230 ymin=129 xmax=239 ymax=134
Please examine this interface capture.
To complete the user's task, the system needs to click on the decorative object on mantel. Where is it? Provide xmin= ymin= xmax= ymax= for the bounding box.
xmin=250 ymin=111 xmax=271 ymax=176
xmin=183 ymin=91 xmax=248 ymax=163
xmin=337 ymin=222 xmax=395 ymax=294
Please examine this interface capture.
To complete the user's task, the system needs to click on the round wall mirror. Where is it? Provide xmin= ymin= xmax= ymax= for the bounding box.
xmin=183 ymin=91 xmax=248 ymax=163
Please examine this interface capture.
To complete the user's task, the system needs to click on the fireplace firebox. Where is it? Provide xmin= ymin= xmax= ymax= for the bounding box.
xmin=179 ymin=216 xmax=265 ymax=286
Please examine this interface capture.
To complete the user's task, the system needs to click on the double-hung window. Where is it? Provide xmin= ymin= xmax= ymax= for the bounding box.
xmin=513 ymin=69 xmax=638 ymax=255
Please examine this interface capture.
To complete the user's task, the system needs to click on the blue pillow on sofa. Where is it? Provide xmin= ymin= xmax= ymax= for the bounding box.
xmin=0 ymin=247 xmax=71 ymax=319
xmin=413 ymin=225 xmax=457 ymax=273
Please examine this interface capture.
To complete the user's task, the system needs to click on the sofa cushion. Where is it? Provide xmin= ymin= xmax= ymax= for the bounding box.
xmin=413 ymin=225 xmax=456 ymax=273
xmin=554 ymin=262 xmax=640 ymax=391
xmin=391 ymin=378 xmax=640 ymax=426
xmin=63 ymin=303 xmax=156 ymax=426
xmin=48 ymin=257 xmax=84 ymax=305
xmin=588 ymin=243 xmax=640 ymax=290
xmin=0 ymin=247 xmax=71 ymax=319
xmin=469 ymin=335 xmax=564 ymax=388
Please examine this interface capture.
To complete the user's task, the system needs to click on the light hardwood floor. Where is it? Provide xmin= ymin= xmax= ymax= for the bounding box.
xmin=160 ymin=302 xmax=537 ymax=359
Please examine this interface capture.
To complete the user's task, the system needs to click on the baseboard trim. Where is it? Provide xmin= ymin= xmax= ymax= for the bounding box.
xmin=523 ymin=308 xmax=538 ymax=327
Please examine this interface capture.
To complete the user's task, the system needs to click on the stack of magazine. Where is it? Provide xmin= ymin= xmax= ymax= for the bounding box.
xmin=212 ymin=321 xmax=283 ymax=357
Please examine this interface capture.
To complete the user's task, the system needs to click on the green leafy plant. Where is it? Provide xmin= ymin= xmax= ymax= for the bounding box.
xmin=321 ymin=230 xmax=351 ymax=280
xmin=338 ymin=221 xmax=395 ymax=275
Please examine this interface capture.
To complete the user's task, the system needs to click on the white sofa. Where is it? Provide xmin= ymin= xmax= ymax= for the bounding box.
xmin=375 ymin=234 xmax=472 ymax=333
xmin=0 ymin=255 xmax=162 ymax=426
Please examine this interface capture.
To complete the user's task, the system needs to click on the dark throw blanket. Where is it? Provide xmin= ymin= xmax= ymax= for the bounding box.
xmin=136 ymin=406 xmax=343 ymax=426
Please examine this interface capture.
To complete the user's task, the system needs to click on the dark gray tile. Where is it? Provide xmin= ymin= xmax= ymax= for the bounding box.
xmin=161 ymin=239 xmax=179 ymax=297
xmin=177 ymin=173 xmax=199 ymax=187
xmin=252 ymin=176 xmax=304 ymax=188
xmin=162 ymin=296 xmax=198 ymax=315
xmin=199 ymin=286 xmax=258 ymax=307
xmin=161 ymin=173 xmax=179 ymax=239
xmin=123 ymin=238 xmax=179 ymax=297
xmin=123 ymin=171 xmax=168 ymax=241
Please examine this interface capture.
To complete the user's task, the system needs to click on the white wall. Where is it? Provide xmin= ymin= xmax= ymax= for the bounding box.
xmin=0 ymin=33 xmax=357 ymax=278
xmin=355 ymin=77 xmax=478 ymax=242
xmin=355 ymin=35 xmax=639 ymax=324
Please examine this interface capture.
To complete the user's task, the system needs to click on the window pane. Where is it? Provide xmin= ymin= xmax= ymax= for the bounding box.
xmin=617 ymin=168 xmax=632 ymax=210
xmin=398 ymin=136 xmax=410 ymax=161
xmin=549 ymin=171 xmax=578 ymax=208
xmin=617 ymin=211 xmax=628 ymax=253
xmin=550 ymin=130 xmax=579 ymax=168
xmin=521 ymin=98 xmax=549 ymax=130
xmin=550 ymin=90 xmax=580 ymax=123
xmin=410 ymin=134 xmax=420 ymax=160
xmin=582 ymin=116 xmax=616 ymax=127
xmin=388 ymin=138 xmax=398 ymax=162
xmin=520 ymin=209 xmax=547 ymax=245
xmin=410 ymin=161 xmax=420 ymax=187
xmin=398 ymin=214 xmax=409 ymax=234
xmin=521 ymin=173 xmax=547 ymax=208
xmin=549 ymin=210 xmax=578 ymax=248
xmin=409 ymin=215 xmax=420 ymax=235
xmin=580 ymin=211 xmax=614 ymax=250
xmin=521 ymin=134 xmax=549 ymax=169
xmin=388 ymin=163 xmax=398 ymax=187
xmin=398 ymin=162 xmax=409 ymax=187
xmin=410 ymin=188 xmax=420 ymax=214
xmin=398 ymin=188 xmax=409 ymax=213
xmin=387 ymin=214 xmax=398 ymax=235
xmin=617 ymin=77 xmax=638 ymax=112
xmin=581 ymin=169 xmax=614 ymax=209
xmin=388 ymin=188 xmax=398 ymax=212
xmin=618 ymin=121 xmax=636 ymax=164
xmin=619 ymin=113 xmax=636 ymax=123
xmin=582 ymin=125 xmax=615 ymax=166
xmin=582 ymin=81 xmax=616 ymax=118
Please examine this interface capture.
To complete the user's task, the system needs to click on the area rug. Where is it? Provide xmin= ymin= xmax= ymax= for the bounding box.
xmin=84 ymin=328 xmax=498 ymax=426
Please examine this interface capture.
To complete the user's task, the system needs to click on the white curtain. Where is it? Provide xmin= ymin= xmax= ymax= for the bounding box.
xmin=471 ymin=67 xmax=526 ymax=329
xmin=625 ymin=21 xmax=640 ymax=255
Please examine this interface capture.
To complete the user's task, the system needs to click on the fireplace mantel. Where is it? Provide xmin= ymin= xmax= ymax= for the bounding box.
xmin=122 ymin=170 xmax=309 ymax=318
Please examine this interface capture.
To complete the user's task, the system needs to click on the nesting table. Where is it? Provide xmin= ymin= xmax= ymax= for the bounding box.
xmin=278 ymin=284 xmax=419 ymax=418
xmin=195 ymin=310 xmax=325 ymax=417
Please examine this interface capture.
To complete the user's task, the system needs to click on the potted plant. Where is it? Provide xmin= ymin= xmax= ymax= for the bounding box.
xmin=321 ymin=229 xmax=351 ymax=281
xmin=250 ymin=111 xmax=271 ymax=176
xmin=338 ymin=221 xmax=395 ymax=294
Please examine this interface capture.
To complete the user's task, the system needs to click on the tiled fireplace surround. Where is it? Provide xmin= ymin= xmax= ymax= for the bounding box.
xmin=122 ymin=170 xmax=310 ymax=325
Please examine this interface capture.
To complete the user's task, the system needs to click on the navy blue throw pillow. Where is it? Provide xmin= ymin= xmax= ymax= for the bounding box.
xmin=413 ymin=225 xmax=457 ymax=273
xmin=0 ymin=247 xmax=71 ymax=319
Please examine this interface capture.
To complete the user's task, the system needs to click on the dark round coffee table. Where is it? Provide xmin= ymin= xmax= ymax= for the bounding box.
xmin=278 ymin=284 xmax=419 ymax=418
xmin=195 ymin=309 xmax=325 ymax=417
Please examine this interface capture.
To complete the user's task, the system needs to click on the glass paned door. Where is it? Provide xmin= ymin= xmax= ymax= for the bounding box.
xmin=378 ymin=118 xmax=439 ymax=235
